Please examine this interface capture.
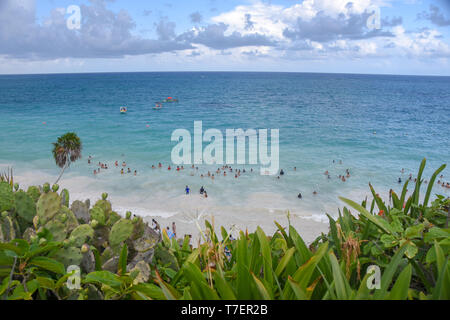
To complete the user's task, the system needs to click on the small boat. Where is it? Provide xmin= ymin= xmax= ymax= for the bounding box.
xmin=120 ymin=106 xmax=127 ymax=114
xmin=162 ymin=97 xmax=178 ymax=103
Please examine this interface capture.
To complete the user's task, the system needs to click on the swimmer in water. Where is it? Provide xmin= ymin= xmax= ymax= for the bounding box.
xmin=185 ymin=186 xmax=190 ymax=195
xmin=122 ymin=162 xmax=126 ymax=167
xmin=115 ymin=161 xmax=118 ymax=167
xmin=158 ymin=163 xmax=162 ymax=168
xmin=94 ymin=170 xmax=97 ymax=175
xmin=134 ymin=170 xmax=137 ymax=176
xmin=313 ymin=191 xmax=317 ymax=195
xmin=398 ymin=178 xmax=402 ymax=184
xmin=168 ymin=166 xmax=171 ymax=171
xmin=200 ymin=186 xmax=205 ymax=195
xmin=121 ymin=169 xmax=124 ymax=175
xmin=298 ymin=193 xmax=302 ymax=199
xmin=128 ymin=168 xmax=131 ymax=173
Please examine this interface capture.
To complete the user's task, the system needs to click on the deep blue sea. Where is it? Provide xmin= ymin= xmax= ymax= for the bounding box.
xmin=0 ymin=72 xmax=449 ymax=223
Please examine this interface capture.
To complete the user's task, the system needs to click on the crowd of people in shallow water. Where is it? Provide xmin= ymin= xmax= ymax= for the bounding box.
xmin=88 ymin=155 xmax=138 ymax=177
xmin=88 ymin=156 xmax=449 ymax=202
xmin=397 ymin=169 xmax=450 ymax=189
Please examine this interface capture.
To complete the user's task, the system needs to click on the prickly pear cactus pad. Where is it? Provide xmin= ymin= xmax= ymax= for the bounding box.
xmin=60 ymin=189 xmax=70 ymax=206
xmin=36 ymin=191 xmax=61 ymax=225
xmin=70 ymin=224 xmax=95 ymax=247
xmin=109 ymin=219 xmax=134 ymax=248
xmin=0 ymin=181 xmax=15 ymax=212
xmin=26 ymin=186 xmax=41 ymax=203
xmin=0 ymin=215 xmax=16 ymax=242
xmin=90 ymin=206 xmax=106 ymax=226
xmin=14 ymin=190 xmax=36 ymax=223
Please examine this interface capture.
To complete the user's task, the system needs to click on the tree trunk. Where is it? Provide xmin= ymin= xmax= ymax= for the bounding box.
xmin=54 ymin=161 xmax=68 ymax=185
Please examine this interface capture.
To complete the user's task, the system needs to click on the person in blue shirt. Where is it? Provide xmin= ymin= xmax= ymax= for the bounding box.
xmin=166 ymin=227 xmax=175 ymax=239
xmin=185 ymin=185 xmax=190 ymax=195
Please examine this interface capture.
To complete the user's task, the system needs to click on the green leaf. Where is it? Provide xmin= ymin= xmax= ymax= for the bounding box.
xmin=404 ymin=242 xmax=418 ymax=259
xmin=287 ymin=277 xmax=308 ymax=300
xmin=118 ymin=243 xmax=128 ymax=275
xmin=84 ymin=271 xmax=122 ymax=288
xmin=213 ymin=268 xmax=237 ymax=300
xmin=423 ymin=164 xmax=446 ymax=207
xmin=328 ymin=252 xmax=352 ymax=300
xmin=339 ymin=197 xmax=395 ymax=235
xmin=275 ymin=247 xmax=295 ymax=277
xmin=388 ymin=264 xmax=412 ymax=300
xmin=256 ymin=227 xmax=273 ymax=287
xmin=133 ymin=283 xmax=166 ymax=300
xmin=29 ymin=256 xmax=65 ymax=274
xmin=251 ymin=273 xmax=272 ymax=300
xmin=374 ymin=243 xmax=409 ymax=299
xmin=404 ymin=224 xmax=425 ymax=239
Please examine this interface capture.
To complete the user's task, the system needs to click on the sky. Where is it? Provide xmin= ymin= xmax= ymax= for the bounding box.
xmin=0 ymin=0 xmax=449 ymax=75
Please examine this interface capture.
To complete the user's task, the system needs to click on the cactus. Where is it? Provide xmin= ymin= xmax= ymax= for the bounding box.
xmin=109 ymin=219 xmax=134 ymax=248
xmin=1 ymin=211 xmax=8 ymax=218
xmin=70 ymin=224 xmax=94 ymax=247
xmin=60 ymin=189 xmax=69 ymax=206
xmin=14 ymin=190 xmax=36 ymax=223
xmin=100 ymin=246 xmax=113 ymax=264
xmin=107 ymin=211 xmax=121 ymax=226
xmin=23 ymin=227 xmax=37 ymax=242
xmin=26 ymin=186 xmax=41 ymax=203
xmin=90 ymin=219 xmax=99 ymax=229
xmin=52 ymin=184 xmax=59 ymax=192
xmin=0 ymin=215 xmax=16 ymax=242
xmin=36 ymin=191 xmax=61 ymax=225
xmin=81 ymin=244 xmax=90 ymax=253
xmin=89 ymin=206 xmax=106 ymax=226
xmin=126 ymin=211 xmax=132 ymax=219
xmin=54 ymin=247 xmax=83 ymax=268
xmin=130 ymin=216 xmax=145 ymax=241
xmin=93 ymin=199 xmax=112 ymax=220
xmin=129 ymin=261 xmax=151 ymax=285
xmin=0 ymin=181 xmax=15 ymax=212
xmin=14 ymin=183 xmax=19 ymax=191
xmin=71 ymin=200 xmax=90 ymax=224
xmin=57 ymin=206 xmax=79 ymax=234
xmin=43 ymin=220 xmax=67 ymax=242
xmin=42 ymin=183 xmax=51 ymax=193
xmin=102 ymin=193 xmax=108 ymax=200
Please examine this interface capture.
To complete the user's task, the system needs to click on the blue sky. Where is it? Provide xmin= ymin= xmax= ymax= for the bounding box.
xmin=0 ymin=0 xmax=449 ymax=75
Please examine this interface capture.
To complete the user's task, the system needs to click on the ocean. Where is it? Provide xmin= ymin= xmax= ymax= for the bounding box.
xmin=1 ymin=72 xmax=449 ymax=225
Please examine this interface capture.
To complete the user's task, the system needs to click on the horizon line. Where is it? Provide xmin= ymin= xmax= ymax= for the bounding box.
xmin=1 ymin=70 xmax=450 ymax=78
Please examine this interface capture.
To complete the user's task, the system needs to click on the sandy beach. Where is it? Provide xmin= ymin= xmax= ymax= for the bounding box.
xmin=143 ymin=208 xmax=329 ymax=245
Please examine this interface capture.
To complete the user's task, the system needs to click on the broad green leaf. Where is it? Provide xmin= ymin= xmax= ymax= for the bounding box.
xmin=29 ymin=256 xmax=65 ymax=274
xmin=84 ymin=271 xmax=122 ymax=288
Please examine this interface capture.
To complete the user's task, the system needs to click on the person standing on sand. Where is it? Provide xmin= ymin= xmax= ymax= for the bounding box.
xmin=200 ymin=186 xmax=205 ymax=195
xmin=172 ymin=222 xmax=177 ymax=238
xmin=185 ymin=185 xmax=190 ymax=195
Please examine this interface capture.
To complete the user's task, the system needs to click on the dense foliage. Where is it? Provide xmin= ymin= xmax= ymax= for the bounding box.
xmin=0 ymin=159 xmax=449 ymax=300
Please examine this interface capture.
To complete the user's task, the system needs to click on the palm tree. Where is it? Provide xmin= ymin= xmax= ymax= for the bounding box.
xmin=52 ymin=132 xmax=82 ymax=184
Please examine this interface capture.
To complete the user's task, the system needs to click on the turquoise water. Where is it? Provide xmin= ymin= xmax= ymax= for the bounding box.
xmin=0 ymin=72 xmax=449 ymax=221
